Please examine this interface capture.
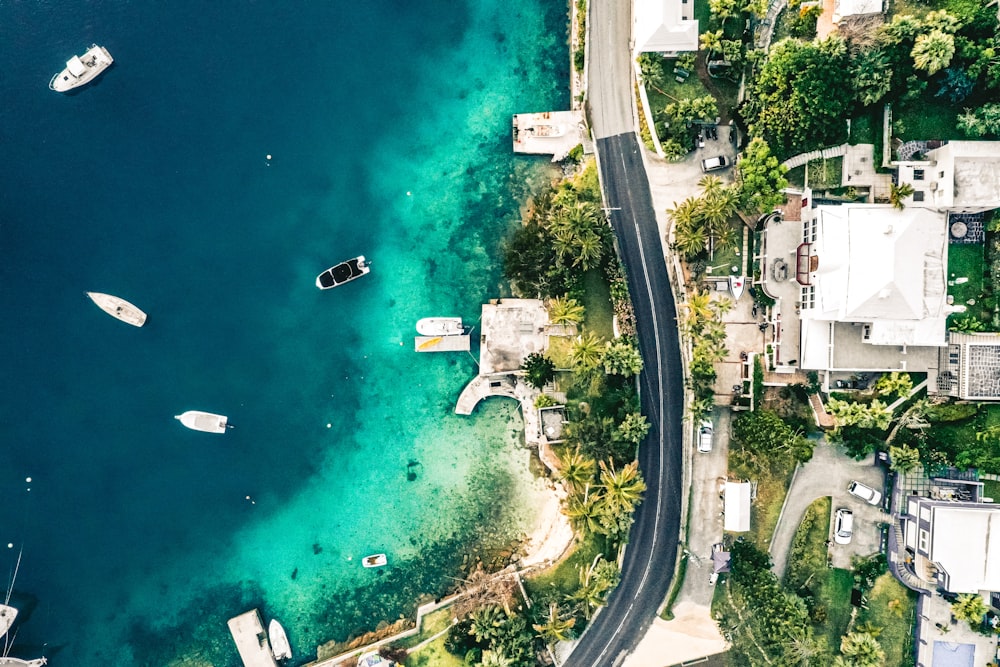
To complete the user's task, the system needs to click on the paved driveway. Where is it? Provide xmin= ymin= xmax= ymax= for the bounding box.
xmin=770 ymin=440 xmax=887 ymax=578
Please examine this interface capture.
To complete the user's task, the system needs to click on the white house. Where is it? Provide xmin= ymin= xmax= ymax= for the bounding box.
xmin=896 ymin=141 xmax=1000 ymax=213
xmin=634 ymin=0 xmax=699 ymax=56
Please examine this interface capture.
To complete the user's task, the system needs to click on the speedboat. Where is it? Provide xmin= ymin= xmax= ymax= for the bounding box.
xmin=316 ymin=256 xmax=370 ymax=289
xmin=729 ymin=275 xmax=745 ymax=300
xmin=416 ymin=317 xmax=464 ymax=336
xmin=49 ymin=44 xmax=113 ymax=92
xmin=362 ymin=553 xmax=387 ymax=568
xmin=175 ymin=411 xmax=229 ymax=434
xmin=86 ymin=292 xmax=147 ymax=327
xmin=268 ymin=618 xmax=292 ymax=661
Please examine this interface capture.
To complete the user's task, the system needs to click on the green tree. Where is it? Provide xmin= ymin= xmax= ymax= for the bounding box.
xmin=682 ymin=290 xmax=715 ymax=330
xmin=851 ymin=48 xmax=893 ymax=106
xmin=827 ymin=398 xmax=892 ymax=431
xmin=603 ymin=339 xmax=644 ymax=376
xmin=889 ymin=182 xmax=915 ymax=209
xmin=912 ymin=30 xmax=955 ymax=75
xmin=597 ymin=459 xmax=646 ymax=515
xmin=548 ymin=295 xmax=585 ymax=326
xmin=570 ymin=331 xmax=605 ymax=371
xmin=563 ymin=486 xmax=602 ymax=534
xmin=838 ymin=631 xmax=885 ymax=667
xmin=480 ymin=649 xmax=514 ymax=667
xmin=532 ymin=602 xmax=576 ymax=643
xmin=469 ymin=606 xmax=507 ymax=644
xmin=888 ymin=444 xmax=921 ymax=473
xmin=556 ymin=446 xmax=597 ymax=495
xmin=637 ymin=53 xmax=666 ymax=95
xmin=951 ymin=593 xmax=988 ymax=626
xmin=567 ymin=557 xmax=618 ymax=618
xmin=710 ymin=0 xmax=739 ymax=26
xmin=521 ymin=352 xmax=556 ymax=389
xmin=700 ymin=30 xmax=724 ymax=57
xmin=872 ymin=371 xmax=913 ymax=398
xmin=617 ymin=412 xmax=650 ymax=444
xmin=735 ymin=137 xmax=788 ymax=214
xmin=957 ymin=103 xmax=1000 ymax=137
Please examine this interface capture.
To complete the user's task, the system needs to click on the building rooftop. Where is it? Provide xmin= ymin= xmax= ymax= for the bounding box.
xmin=478 ymin=299 xmax=549 ymax=376
xmin=929 ymin=504 xmax=1000 ymax=593
xmin=634 ymin=0 xmax=699 ymax=54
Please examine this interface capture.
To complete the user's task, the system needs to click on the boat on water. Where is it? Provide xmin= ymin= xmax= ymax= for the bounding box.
xmin=0 ymin=659 xmax=48 ymax=666
xmin=362 ymin=553 xmax=387 ymax=568
xmin=0 ymin=604 xmax=15 ymax=639
xmin=49 ymin=44 xmax=113 ymax=92
xmin=316 ymin=256 xmax=370 ymax=289
xmin=729 ymin=275 xmax=746 ymax=300
xmin=268 ymin=619 xmax=292 ymax=661
xmin=86 ymin=292 xmax=147 ymax=327
xmin=416 ymin=317 xmax=464 ymax=336
xmin=175 ymin=411 xmax=229 ymax=434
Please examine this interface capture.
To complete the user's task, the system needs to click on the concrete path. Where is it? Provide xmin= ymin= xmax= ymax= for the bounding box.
xmin=769 ymin=440 xmax=887 ymax=578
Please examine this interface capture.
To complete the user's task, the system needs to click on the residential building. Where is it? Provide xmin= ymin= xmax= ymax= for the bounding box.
xmin=896 ymin=141 xmax=1000 ymax=213
xmin=634 ymin=0 xmax=699 ymax=56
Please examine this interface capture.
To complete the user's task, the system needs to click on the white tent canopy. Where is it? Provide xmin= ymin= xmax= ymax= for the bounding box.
xmin=724 ymin=482 xmax=752 ymax=532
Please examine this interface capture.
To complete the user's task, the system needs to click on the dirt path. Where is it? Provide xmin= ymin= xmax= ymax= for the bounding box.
xmin=695 ymin=52 xmax=732 ymax=123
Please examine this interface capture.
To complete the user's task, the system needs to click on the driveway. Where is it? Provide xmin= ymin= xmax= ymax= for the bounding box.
xmin=770 ymin=440 xmax=888 ymax=578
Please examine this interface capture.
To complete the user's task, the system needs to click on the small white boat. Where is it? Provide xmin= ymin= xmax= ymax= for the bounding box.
xmin=0 ymin=658 xmax=48 ymax=666
xmin=175 ymin=411 xmax=229 ymax=434
xmin=49 ymin=44 xmax=113 ymax=92
xmin=86 ymin=292 xmax=147 ymax=327
xmin=416 ymin=317 xmax=464 ymax=336
xmin=316 ymin=256 xmax=370 ymax=289
xmin=269 ymin=618 xmax=292 ymax=661
xmin=0 ymin=603 xmax=16 ymax=639
xmin=362 ymin=553 xmax=387 ymax=568
xmin=729 ymin=275 xmax=746 ymax=300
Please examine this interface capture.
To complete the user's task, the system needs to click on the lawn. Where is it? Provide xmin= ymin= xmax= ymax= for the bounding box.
xmin=404 ymin=638 xmax=465 ymax=667
xmin=786 ymin=165 xmax=806 ymax=188
xmin=580 ymin=268 xmax=614 ymax=340
xmin=524 ymin=531 xmax=606 ymax=599
xmin=982 ymin=479 xmax=1000 ymax=501
xmin=783 ymin=497 xmax=855 ymax=651
xmin=947 ymin=243 xmax=985 ymax=315
xmin=858 ymin=573 xmax=917 ymax=667
xmin=806 ymin=157 xmax=843 ymax=190
xmin=894 ymin=91 xmax=960 ymax=145
xmin=547 ymin=336 xmax=574 ymax=370
xmin=706 ymin=225 xmax=745 ymax=277
xmin=849 ymin=113 xmax=877 ymax=146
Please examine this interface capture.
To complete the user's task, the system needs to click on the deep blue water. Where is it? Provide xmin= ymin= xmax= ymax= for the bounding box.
xmin=0 ymin=2 xmax=567 ymax=664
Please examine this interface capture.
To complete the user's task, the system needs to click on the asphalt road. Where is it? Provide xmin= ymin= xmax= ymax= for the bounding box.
xmin=565 ymin=132 xmax=685 ymax=667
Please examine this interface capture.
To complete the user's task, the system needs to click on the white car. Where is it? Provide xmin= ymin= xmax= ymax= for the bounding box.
xmin=848 ymin=480 xmax=882 ymax=506
xmin=834 ymin=508 xmax=854 ymax=545
xmin=698 ymin=420 xmax=714 ymax=453
xmin=700 ymin=155 xmax=728 ymax=172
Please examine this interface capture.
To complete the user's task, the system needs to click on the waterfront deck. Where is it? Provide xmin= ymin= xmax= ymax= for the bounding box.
xmin=512 ymin=111 xmax=584 ymax=162
xmin=414 ymin=334 xmax=471 ymax=352
xmin=227 ymin=609 xmax=278 ymax=667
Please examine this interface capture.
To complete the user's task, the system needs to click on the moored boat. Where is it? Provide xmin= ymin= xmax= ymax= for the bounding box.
xmin=0 ymin=658 xmax=48 ymax=666
xmin=86 ymin=292 xmax=147 ymax=327
xmin=49 ymin=44 xmax=113 ymax=92
xmin=316 ymin=256 xmax=370 ymax=289
xmin=268 ymin=618 xmax=292 ymax=661
xmin=175 ymin=411 xmax=229 ymax=434
xmin=362 ymin=553 xmax=387 ymax=568
xmin=729 ymin=275 xmax=746 ymax=300
xmin=0 ymin=604 xmax=16 ymax=639
xmin=416 ymin=317 xmax=464 ymax=336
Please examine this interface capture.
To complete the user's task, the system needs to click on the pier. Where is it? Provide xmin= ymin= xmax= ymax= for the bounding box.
xmin=512 ymin=111 xmax=585 ymax=161
xmin=414 ymin=334 xmax=471 ymax=352
xmin=227 ymin=609 xmax=278 ymax=667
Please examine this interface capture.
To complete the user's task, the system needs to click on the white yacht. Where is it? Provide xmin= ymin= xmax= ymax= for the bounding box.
xmin=49 ymin=44 xmax=113 ymax=92
xmin=175 ymin=411 xmax=229 ymax=434
xmin=316 ymin=256 xmax=370 ymax=289
xmin=0 ymin=659 xmax=47 ymax=666
xmin=362 ymin=553 xmax=387 ymax=568
xmin=268 ymin=619 xmax=291 ymax=661
xmin=416 ymin=317 xmax=464 ymax=336
xmin=86 ymin=292 xmax=147 ymax=327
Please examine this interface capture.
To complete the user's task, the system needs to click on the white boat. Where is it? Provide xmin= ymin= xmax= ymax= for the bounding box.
xmin=416 ymin=317 xmax=464 ymax=336
xmin=0 ymin=604 xmax=15 ymax=639
xmin=174 ymin=411 xmax=229 ymax=434
xmin=49 ymin=44 xmax=113 ymax=92
xmin=0 ymin=658 xmax=48 ymax=666
xmin=362 ymin=553 xmax=387 ymax=568
xmin=316 ymin=256 xmax=370 ymax=289
xmin=268 ymin=619 xmax=291 ymax=661
xmin=729 ymin=275 xmax=746 ymax=300
xmin=86 ymin=292 xmax=147 ymax=327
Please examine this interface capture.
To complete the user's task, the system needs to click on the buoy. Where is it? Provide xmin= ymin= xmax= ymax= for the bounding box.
xmin=25 ymin=477 xmax=31 ymax=483
xmin=266 ymin=154 xmax=272 ymax=160
xmin=6 ymin=544 xmax=12 ymax=549
xmin=327 ymin=423 xmax=332 ymax=428
xmin=406 ymin=191 xmax=412 ymax=196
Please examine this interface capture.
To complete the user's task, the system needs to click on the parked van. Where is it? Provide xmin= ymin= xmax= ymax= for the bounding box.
xmin=698 ymin=419 xmax=714 ymax=453
xmin=701 ymin=155 xmax=728 ymax=172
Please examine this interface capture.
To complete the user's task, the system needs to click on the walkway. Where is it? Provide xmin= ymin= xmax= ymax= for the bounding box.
xmin=780 ymin=143 xmax=849 ymax=171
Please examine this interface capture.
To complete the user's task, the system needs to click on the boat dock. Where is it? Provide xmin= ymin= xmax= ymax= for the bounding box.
xmin=414 ymin=334 xmax=471 ymax=352
xmin=227 ymin=609 xmax=278 ymax=667
xmin=512 ymin=110 xmax=585 ymax=161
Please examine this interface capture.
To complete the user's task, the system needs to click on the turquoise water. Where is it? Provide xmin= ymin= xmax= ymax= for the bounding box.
xmin=0 ymin=2 xmax=567 ymax=664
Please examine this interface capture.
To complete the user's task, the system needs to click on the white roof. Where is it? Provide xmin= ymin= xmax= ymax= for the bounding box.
xmin=925 ymin=141 xmax=1000 ymax=210
xmin=833 ymin=0 xmax=882 ymax=19
xmin=724 ymin=482 xmax=751 ymax=532
xmin=67 ymin=55 xmax=87 ymax=77
xmin=806 ymin=204 xmax=948 ymax=346
xmin=634 ymin=0 xmax=699 ymax=54
xmin=929 ymin=505 xmax=1000 ymax=593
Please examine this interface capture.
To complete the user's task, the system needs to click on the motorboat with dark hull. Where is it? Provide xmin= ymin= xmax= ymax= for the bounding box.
xmin=316 ymin=256 xmax=369 ymax=289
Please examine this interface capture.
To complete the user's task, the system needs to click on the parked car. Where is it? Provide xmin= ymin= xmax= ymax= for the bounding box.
xmin=698 ymin=419 xmax=714 ymax=453
xmin=848 ymin=480 xmax=883 ymax=506
xmin=834 ymin=508 xmax=854 ymax=545
xmin=700 ymin=155 xmax=728 ymax=172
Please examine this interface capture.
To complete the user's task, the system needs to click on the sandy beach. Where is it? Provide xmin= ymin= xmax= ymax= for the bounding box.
xmin=520 ymin=482 xmax=575 ymax=568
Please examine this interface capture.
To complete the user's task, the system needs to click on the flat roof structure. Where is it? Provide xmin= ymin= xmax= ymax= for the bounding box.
xmin=634 ymin=0 xmax=699 ymax=54
xmin=724 ymin=482 xmax=751 ymax=532
xmin=478 ymin=299 xmax=549 ymax=375
xmin=833 ymin=0 xmax=882 ymax=21
xmin=929 ymin=504 xmax=1000 ymax=593
xmin=227 ymin=609 xmax=278 ymax=667
xmin=912 ymin=141 xmax=1000 ymax=212
xmin=512 ymin=111 xmax=584 ymax=162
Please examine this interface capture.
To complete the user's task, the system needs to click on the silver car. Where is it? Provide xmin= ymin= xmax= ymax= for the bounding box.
xmin=834 ymin=508 xmax=854 ymax=545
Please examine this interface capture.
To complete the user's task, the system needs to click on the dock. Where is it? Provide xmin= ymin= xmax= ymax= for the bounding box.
xmin=512 ymin=111 xmax=585 ymax=162
xmin=227 ymin=609 xmax=278 ymax=667
xmin=414 ymin=334 xmax=471 ymax=352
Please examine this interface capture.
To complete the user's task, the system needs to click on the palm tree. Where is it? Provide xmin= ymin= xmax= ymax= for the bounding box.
xmin=683 ymin=291 xmax=714 ymax=329
xmin=709 ymin=296 xmax=734 ymax=317
xmin=889 ymin=182 xmax=915 ymax=209
xmin=570 ymin=331 xmax=605 ymax=370
xmin=548 ymin=295 xmax=586 ymax=326
xmin=563 ymin=485 xmax=602 ymax=534
xmin=574 ymin=230 xmax=603 ymax=270
xmin=557 ymin=447 xmax=597 ymax=494
xmin=912 ymin=29 xmax=956 ymax=75
xmin=699 ymin=188 xmax=739 ymax=237
xmin=698 ymin=174 xmax=725 ymax=195
xmin=637 ymin=53 xmax=669 ymax=96
xmin=598 ymin=459 xmax=646 ymax=515
xmin=469 ymin=605 xmax=507 ymax=644
xmin=532 ymin=602 xmax=576 ymax=642
xmin=700 ymin=30 xmax=723 ymax=58
xmin=951 ymin=593 xmax=988 ymax=625
xmin=839 ymin=631 xmax=885 ymax=667
xmin=672 ymin=221 xmax=707 ymax=258
xmin=480 ymin=649 xmax=515 ymax=667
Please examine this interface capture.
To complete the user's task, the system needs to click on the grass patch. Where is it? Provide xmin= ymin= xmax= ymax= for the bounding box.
xmin=982 ymin=479 xmax=1000 ymax=501
xmin=396 ymin=607 xmax=455 ymax=650
xmin=786 ymin=165 xmax=806 ymax=188
xmin=524 ymin=531 xmax=606 ymax=599
xmin=947 ymin=242 xmax=986 ymax=317
xmin=849 ymin=113 xmax=877 ymax=146
xmin=806 ymin=156 xmax=843 ymax=190
xmin=784 ymin=497 xmax=832 ymax=589
xmin=660 ymin=552 xmax=687 ymax=620
xmin=580 ymin=268 xmax=614 ymax=340
xmin=403 ymin=636 xmax=466 ymax=667
xmin=706 ymin=227 xmax=745 ymax=277
xmin=858 ymin=573 xmax=917 ymax=667
xmin=734 ymin=457 xmax=798 ymax=548
xmin=894 ymin=90 xmax=960 ymax=144
xmin=547 ymin=337 xmax=574 ymax=370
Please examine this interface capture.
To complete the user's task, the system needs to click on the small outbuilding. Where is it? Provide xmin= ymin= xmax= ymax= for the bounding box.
xmin=724 ymin=482 xmax=752 ymax=533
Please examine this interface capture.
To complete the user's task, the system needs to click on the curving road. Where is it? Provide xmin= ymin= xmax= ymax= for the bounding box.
xmin=566 ymin=1 xmax=686 ymax=665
